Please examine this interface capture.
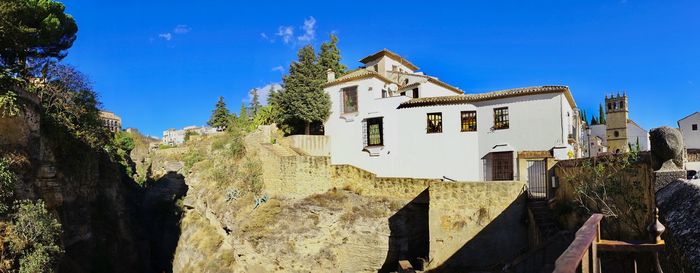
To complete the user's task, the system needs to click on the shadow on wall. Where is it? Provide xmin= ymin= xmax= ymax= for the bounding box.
xmin=429 ymin=192 xmax=528 ymax=273
xmin=380 ymin=188 xmax=430 ymax=273
xmin=142 ymin=171 xmax=189 ymax=273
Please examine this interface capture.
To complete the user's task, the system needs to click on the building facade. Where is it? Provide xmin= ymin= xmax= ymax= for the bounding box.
xmin=679 ymin=112 xmax=700 ymax=149
xmin=99 ymin=111 xmax=122 ymax=132
xmin=323 ymin=49 xmax=581 ymax=183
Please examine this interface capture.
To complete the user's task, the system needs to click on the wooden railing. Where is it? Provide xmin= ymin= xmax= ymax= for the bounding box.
xmin=553 ymin=212 xmax=666 ymax=273
xmin=554 ymin=214 xmax=603 ymax=273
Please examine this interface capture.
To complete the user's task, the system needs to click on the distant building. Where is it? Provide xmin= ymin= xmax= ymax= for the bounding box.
xmin=584 ymin=94 xmax=650 ymax=156
xmin=678 ymin=112 xmax=700 ymax=149
xmin=162 ymin=125 xmax=220 ymax=145
xmin=99 ymin=111 xmax=122 ymax=132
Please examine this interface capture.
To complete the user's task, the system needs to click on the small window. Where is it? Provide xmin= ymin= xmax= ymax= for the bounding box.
xmin=693 ymin=124 xmax=698 ymax=131
xmin=493 ymin=107 xmax=509 ymax=130
xmin=373 ymin=64 xmax=379 ymax=72
xmin=381 ymin=89 xmax=388 ymax=98
xmin=461 ymin=111 xmax=477 ymax=132
xmin=404 ymin=79 xmax=409 ymax=85
xmin=614 ymin=131 xmax=619 ymax=137
xmin=427 ymin=113 xmax=443 ymax=133
xmin=341 ymin=86 xmax=358 ymax=114
xmin=400 ymin=91 xmax=406 ymax=96
xmin=620 ymin=101 xmax=625 ymax=109
xmin=366 ymin=117 xmax=384 ymax=146
xmin=392 ymin=65 xmax=398 ymax=71
xmin=607 ymin=103 xmax=612 ymax=110
xmin=412 ymin=88 xmax=419 ymax=98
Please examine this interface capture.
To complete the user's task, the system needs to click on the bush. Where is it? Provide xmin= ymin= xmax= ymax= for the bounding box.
xmin=0 ymin=159 xmax=16 ymax=215
xmin=5 ymin=200 xmax=63 ymax=273
xmin=184 ymin=149 xmax=204 ymax=170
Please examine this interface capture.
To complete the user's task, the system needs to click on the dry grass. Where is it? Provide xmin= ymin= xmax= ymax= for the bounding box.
xmin=241 ymin=199 xmax=283 ymax=244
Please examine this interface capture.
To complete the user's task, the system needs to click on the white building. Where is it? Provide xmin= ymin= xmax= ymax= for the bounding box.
xmin=323 ymin=49 xmax=580 ymax=182
xmin=679 ymin=112 xmax=700 ymax=149
xmin=162 ymin=125 xmax=220 ymax=145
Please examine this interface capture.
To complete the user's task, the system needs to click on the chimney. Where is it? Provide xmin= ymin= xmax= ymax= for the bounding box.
xmin=326 ymin=69 xmax=336 ymax=82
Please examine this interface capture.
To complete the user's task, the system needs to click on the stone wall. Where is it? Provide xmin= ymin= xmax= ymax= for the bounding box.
xmin=551 ymin=155 xmax=655 ymax=240
xmin=249 ymin=128 xmax=529 ymax=272
xmin=285 ymin=135 xmax=330 ymax=156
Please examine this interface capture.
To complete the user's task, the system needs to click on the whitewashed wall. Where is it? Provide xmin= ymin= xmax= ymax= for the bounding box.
xmin=679 ymin=113 xmax=700 ymax=149
xmin=627 ymin=122 xmax=650 ymax=151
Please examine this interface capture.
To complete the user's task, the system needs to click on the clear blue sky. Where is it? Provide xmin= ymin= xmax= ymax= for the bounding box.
xmin=61 ymin=0 xmax=700 ymax=137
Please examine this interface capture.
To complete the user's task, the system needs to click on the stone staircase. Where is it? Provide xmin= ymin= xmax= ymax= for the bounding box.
xmin=527 ymin=200 xmax=559 ymax=240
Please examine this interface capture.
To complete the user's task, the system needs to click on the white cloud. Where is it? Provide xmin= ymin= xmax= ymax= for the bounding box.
xmin=249 ymin=83 xmax=282 ymax=105
xmin=158 ymin=33 xmax=172 ymax=41
xmin=276 ymin=26 xmax=294 ymax=44
xmin=174 ymin=24 xmax=191 ymax=34
xmin=271 ymin=66 xmax=284 ymax=73
xmin=297 ymin=16 xmax=316 ymax=42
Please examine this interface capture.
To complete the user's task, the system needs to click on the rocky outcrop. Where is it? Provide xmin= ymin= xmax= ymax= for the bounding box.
xmin=1 ymin=95 xmax=148 ymax=273
xmin=656 ymin=179 xmax=699 ymax=272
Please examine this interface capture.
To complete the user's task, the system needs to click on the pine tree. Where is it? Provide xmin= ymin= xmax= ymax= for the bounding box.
xmin=319 ymin=34 xmax=347 ymax=77
xmin=207 ymin=96 xmax=231 ymax=130
xmin=581 ymin=110 xmax=588 ymax=124
xmin=250 ymin=88 xmax=261 ymax=117
xmin=591 ymin=116 xmax=598 ymax=125
xmin=599 ymin=104 xmax=606 ymax=124
xmin=278 ymin=45 xmax=330 ymax=134
xmin=239 ymin=102 xmax=249 ymax=121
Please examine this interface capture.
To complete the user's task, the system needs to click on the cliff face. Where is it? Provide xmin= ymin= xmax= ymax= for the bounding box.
xmin=1 ymin=95 xmax=148 ymax=273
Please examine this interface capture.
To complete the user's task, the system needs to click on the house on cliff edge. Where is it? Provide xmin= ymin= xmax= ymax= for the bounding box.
xmin=323 ymin=49 xmax=583 ymax=187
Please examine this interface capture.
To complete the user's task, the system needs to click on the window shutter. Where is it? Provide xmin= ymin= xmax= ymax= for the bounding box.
xmin=339 ymin=90 xmax=344 ymax=113
xmin=362 ymin=120 xmax=368 ymax=147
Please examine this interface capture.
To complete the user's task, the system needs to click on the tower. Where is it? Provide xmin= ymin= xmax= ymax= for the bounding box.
xmin=605 ymin=93 xmax=629 ymax=153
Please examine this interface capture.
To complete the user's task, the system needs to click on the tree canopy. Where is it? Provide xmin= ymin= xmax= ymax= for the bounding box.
xmin=319 ymin=34 xmax=346 ymax=77
xmin=249 ymin=88 xmax=261 ymax=117
xmin=277 ymin=45 xmax=330 ymax=134
xmin=0 ymin=0 xmax=78 ymax=78
xmin=208 ymin=96 xmax=231 ymax=130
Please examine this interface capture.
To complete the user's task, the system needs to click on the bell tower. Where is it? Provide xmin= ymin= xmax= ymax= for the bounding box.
xmin=605 ymin=93 xmax=629 ymax=153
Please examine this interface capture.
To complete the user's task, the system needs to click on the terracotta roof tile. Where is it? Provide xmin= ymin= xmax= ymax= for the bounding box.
xmin=398 ymin=85 xmax=576 ymax=109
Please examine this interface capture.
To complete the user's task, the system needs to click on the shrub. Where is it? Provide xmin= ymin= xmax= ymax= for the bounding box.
xmin=0 ymin=159 xmax=16 ymax=215
xmin=6 ymin=200 xmax=63 ymax=273
xmin=184 ymin=149 xmax=204 ymax=170
xmin=240 ymin=159 xmax=263 ymax=195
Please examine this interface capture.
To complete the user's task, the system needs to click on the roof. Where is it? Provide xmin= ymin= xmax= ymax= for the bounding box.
xmin=322 ymin=68 xmax=395 ymax=88
xmin=388 ymin=71 xmax=463 ymax=94
xmin=359 ymin=49 xmax=419 ymax=71
xmin=627 ymin=119 xmax=646 ymax=131
xmin=679 ymin=112 xmax=700 ymax=122
xmin=398 ymin=85 xmax=576 ymax=109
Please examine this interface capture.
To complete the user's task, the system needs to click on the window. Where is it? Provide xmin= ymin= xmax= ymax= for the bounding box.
xmin=614 ymin=130 xmax=620 ymax=137
xmin=373 ymin=64 xmax=379 ymax=72
xmin=366 ymin=117 xmax=384 ymax=146
xmin=607 ymin=103 xmax=612 ymax=110
xmin=427 ymin=113 xmax=443 ymax=133
xmin=381 ymin=89 xmax=388 ymax=98
xmin=404 ymin=79 xmax=409 ymax=85
xmin=412 ymin=88 xmax=419 ymax=98
xmin=392 ymin=65 xmax=398 ymax=71
xmin=693 ymin=124 xmax=698 ymax=131
xmin=493 ymin=107 xmax=509 ymax=130
xmin=461 ymin=111 xmax=477 ymax=132
xmin=341 ymin=86 xmax=358 ymax=114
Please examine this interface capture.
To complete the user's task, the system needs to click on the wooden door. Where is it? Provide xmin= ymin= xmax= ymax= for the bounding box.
xmin=492 ymin=152 xmax=514 ymax=181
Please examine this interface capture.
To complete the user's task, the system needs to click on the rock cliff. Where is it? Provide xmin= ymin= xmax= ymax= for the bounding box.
xmin=1 ymin=94 xmax=148 ymax=273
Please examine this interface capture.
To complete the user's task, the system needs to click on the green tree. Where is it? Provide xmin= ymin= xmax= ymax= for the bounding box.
xmin=591 ymin=116 xmax=598 ymax=125
xmin=0 ymin=0 xmax=78 ymax=78
xmin=8 ymin=200 xmax=63 ymax=273
xmin=598 ymin=103 xmax=606 ymax=124
xmin=38 ymin=64 xmax=110 ymax=149
xmin=207 ymin=96 xmax=231 ymax=131
xmin=238 ymin=102 xmax=251 ymax=131
xmin=318 ymin=34 xmax=347 ymax=77
xmin=278 ymin=45 xmax=330 ymax=134
xmin=249 ymin=88 xmax=261 ymax=117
